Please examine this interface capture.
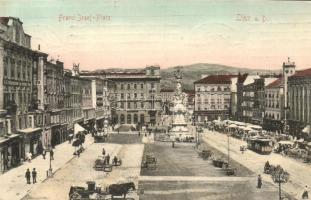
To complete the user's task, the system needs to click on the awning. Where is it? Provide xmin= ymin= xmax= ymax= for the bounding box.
xmin=228 ymin=124 xmax=238 ymax=128
xmin=74 ymin=123 xmax=86 ymax=134
xmin=18 ymin=127 xmax=41 ymax=134
xmin=302 ymin=125 xmax=310 ymax=134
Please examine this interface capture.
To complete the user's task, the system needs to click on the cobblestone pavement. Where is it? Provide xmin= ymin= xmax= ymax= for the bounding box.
xmin=22 ymin=134 xmax=144 ymax=200
xmin=202 ymin=128 xmax=308 ymax=200
xmin=139 ymin=141 xmax=282 ymax=200
xmin=0 ymin=134 xmax=94 ymax=200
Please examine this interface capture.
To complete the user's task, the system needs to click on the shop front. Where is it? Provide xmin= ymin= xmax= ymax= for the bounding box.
xmin=18 ymin=128 xmax=42 ymax=159
xmin=51 ymin=124 xmax=68 ymax=147
xmin=0 ymin=134 xmax=23 ymax=174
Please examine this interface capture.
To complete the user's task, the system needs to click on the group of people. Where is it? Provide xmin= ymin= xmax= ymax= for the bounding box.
xmin=25 ymin=168 xmax=37 ymax=184
xmin=42 ymin=149 xmax=54 ymax=160
xmin=102 ymin=148 xmax=119 ymax=166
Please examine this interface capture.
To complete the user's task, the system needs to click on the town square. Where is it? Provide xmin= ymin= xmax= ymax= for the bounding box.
xmin=1 ymin=1 xmax=311 ymax=200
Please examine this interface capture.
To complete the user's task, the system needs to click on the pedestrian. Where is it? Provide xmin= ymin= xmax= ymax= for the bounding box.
xmin=25 ymin=169 xmax=31 ymax=184
xmin=138 ymin=131 xmax=140 ymax=137
xmin=32 ymin=168 xmax=37 ymax=184
xmin=27 ymin=152 xmax=32 ymax=162
xmin=42 ymin=150 xmax=46 ymax=160
xmin=77 ymin=149 xmax=80 ymax=157
xmin=50 ymin=149 xmax=54 ymax=160
xmin=102 ymin=148 xmax=106 ymax=156
xmin=118 ymin=130 xmax=120 ymax=134
xmin=302 ymin=185 xmax=309 ymax=199
xmin=257 ymin=174 xmax=262 ymax=189
xmin=113 ymin=156 xmax=118 ymax=165
xmin=106 ymin=154 xmax=110 ymax=164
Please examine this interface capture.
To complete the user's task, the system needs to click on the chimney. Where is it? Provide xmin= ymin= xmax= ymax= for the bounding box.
xmin=38 ymin=44 xmax=40 ymax=51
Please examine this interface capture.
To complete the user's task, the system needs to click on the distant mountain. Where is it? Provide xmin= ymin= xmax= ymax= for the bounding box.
xmin=161 ymin=63 xmax=280 ymax=90
xmin=95 ymin=63 xmax=280 ymax=90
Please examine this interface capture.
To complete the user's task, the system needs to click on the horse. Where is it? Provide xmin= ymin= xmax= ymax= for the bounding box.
xmin=107 ymin=182 xmax=135 ymax=199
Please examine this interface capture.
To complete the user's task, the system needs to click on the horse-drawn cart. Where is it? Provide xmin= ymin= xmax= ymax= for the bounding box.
xmin=94 ymin=158 xmax=112 ymax=172
xmin=198 ymin=150 xmax=213 ymax=160
xmin=69 ymin=181 xmax=136 ymax=200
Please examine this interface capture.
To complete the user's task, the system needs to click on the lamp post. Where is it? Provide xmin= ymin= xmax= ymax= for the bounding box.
xmin=227 ymin=131 xmax=230 ymax=165
xmin=274 ymin=170 xmax=287 ymax=200
xmin=48 ymin=149 xmax=53 ymax=177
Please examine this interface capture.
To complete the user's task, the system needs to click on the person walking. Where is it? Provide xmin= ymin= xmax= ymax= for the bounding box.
xmin=32 ymin=168 xmax=37 ymax=184
xmin=102 ymin=148 xmax=106 ymax=157
xmin=50 ymin=149 xmax=54 ymax=160
xmin=106 ymin=154 xmax=110 ymax=164
xmin=138 ymin=131 xmax=140 ymax=137
xmin=42 ymin=150 xmax=46 ymax=160
xmin=302 ymin=185 xmax=309 ymax=199
xmin=257 ymin=174 xmax=262 ymax=189
xmin=25 ymin=169 xmax=31 ymax=184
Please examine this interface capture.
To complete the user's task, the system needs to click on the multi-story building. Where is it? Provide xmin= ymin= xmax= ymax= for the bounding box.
xmin=240 ymin=77 xmax=277 ymax=125
xmin=80 ymin=76 xmax=96 ymax=131
xmin=0 ymin=17 xmax=48 ymax=172
xmin=79 ymin=72 xmax=110 ymax=130
xmin=194 ymin=75 xmax=236 ymax=122
xmin=236 ymin=74 xmax=260 ymax=121
xmin=45 ymin=60 xmax=67 ymax=147
xmin=264 ymin=78 xmax=284 ymax=132
xmin=288 ymin=68 xmax=311 ymax=138
xmin=107 ymin=66 xmax=162 ymax=126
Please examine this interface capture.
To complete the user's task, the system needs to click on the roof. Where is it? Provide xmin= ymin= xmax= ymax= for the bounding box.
xmin=291 ymin=68 xmax=311 ymax=78
xmin=266 ymin=77 xmax=283 ymax=89
xmin=194 ymin=74 xmax=237 ymax=84
xmin=0 ymin=17 xmax=10 ymax=26
xmin=243 ymin=75 xmax=260 ymax=86
xmin=237 ymin=73 xmax=248 ymax=83
xmin=160 ymin=89 xmax=174 ymax=92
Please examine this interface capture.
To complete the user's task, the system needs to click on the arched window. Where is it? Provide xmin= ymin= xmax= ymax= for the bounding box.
xmin=127 ymin=114 xmax=132 ymax=124
xmin=134 ymin=114 xmax=138 ymax=124
xmin=140 ymin=114 xmax=145 ymax=124
xmin=120 ymin=114 xmax=125 ymax=124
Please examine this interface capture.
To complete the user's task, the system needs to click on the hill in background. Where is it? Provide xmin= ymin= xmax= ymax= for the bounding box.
xmin=97 ymin=63 xmax=281 ymax=90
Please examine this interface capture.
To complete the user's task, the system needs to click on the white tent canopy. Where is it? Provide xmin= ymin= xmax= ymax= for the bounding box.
xmin=74 ymin=123 xmax=86 ymax=134
xmin=302 ymin=125 xmax=310 ymax=134
xmin=228 ymin=124 xmax=238 ymax=128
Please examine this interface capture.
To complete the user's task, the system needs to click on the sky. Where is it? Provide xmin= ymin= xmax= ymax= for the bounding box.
xmin=1 ymin=0 xmax=311 ymax=71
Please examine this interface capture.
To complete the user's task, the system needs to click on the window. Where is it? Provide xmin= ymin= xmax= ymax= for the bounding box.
xmin=134 ymin=93 xmax=137 ymax=99
xmin=11 ymin=59 xmax=15 ymax=78
xmin=127 ymin=102 xmax=131 ymax=109
xmin=141 ymin=102 xmax=144 ymax=108
xmin=120 ymin=102 xmax=124 ymax=109
xmin=127 ymin=93 xmax=131 ymax=99
xmin=134 ymin=84 xmax=137 ymax=89
xmin=151 ymin=83 xmax=155 ymax=89
xmin=121 ymin=93 xmax=124 ymax=99
xmin=141 ymin=93 xmax=144 ymax=99
xmin=141 ymin=83 xmax=144 ymax=89
xmin=121 ymin=84 xmax=124 ymax=90
xmin=134 ymin=114 xmax=138 ymax=123
xmin=127 ymin=114 xmax=132 ymax=124
xmin=127 ymin=84 xmax=130 ymax=90
xmin=120 ymin=114 xmax=125 ymax=124
xmin=3 ymin=57 xmax=7 ymax=77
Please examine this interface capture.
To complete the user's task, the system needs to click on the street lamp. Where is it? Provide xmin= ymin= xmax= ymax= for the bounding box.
xmin=274 ymin=171 xmax=288 ymax=200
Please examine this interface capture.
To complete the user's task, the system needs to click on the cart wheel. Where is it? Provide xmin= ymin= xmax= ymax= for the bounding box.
xmin=70 ymin=192 xmax=82 ymax=200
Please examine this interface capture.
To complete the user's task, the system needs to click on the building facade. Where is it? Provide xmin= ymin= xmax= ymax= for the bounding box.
xmin=0 ymin=17 xmax=48 ymax=172
xmin=194 ymin=75 xmax=235 ymax=123
xmin=264 ymin=78 xmax=284 ymax=132
xmin=288 ymin=68 xmax=311 ymax=139
xmin=108 ymin=66 xmax=162 ymax=126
